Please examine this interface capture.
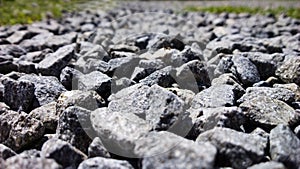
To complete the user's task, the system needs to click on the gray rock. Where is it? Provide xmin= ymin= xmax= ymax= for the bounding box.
xmin=247 ymin=161 xmax=286 ymax=169
xmin=0 ymin=110 xmax=45 ymax=151
xmin=294 ymin=125 xmax=300 ymax=139
xmin=78 ymin=71 xmax=112 ymax=99
xmin=90 ymin=107 xmax=151 ymax=157
xmin=211 ymin=73 xmax=245 ymax=94
xmin=135 ymin=131 xmax=217 ymax=169
xmin=167 ymin=45 xmax=204 ymax=67
xmin=238 ymin=87 xmax=296 ymax=104
xmin=56 ymin=90 xmax=105 ymax=115
xmin=0 ymin=102 xmax=9 ymax=115
xmin=45 ymin=32 xmax=77 ymax=50
xmin=197 ymin=127 xmax=267 ymax=169
xmin=140 ymin=66 xmax=176 ymax=87
xmin=176 ymin=60 xmax=211 ymax=91
xmin=276 ymin=57 xmax=300 ymax=85
xmin=1 ymin=77 xmax=35 ymax=112
xmin=41 ymin=138 xmax=87 ymax=169
xmin=78 ymin=157 xmax=134 ymax=169
xmin=15 ymin=60 xmax=37 ymax=74
xmin=232 ymin=55 xmax=260 ymax=86
xmin=188 ymin=107 xmax=245 ymax=138
xmin=38 ymin=44 xmax=75 ymax=77
xmin=20 ymin=33 xmax=54 ymax=51
xmin=19 ymin=75 xmax=66 ymax=107
xmin=88 ymin=137 xmax=110 ymax=158
xmin=0 ymin=55 xmax=18 ymax=74
xmin=109 ymin=84 xmax=186 ymax=131
xmin=60 ymin=66 xmax=83 ymax=90
xmin=270 ymin=124 xmax=300 ymax=169
xmin=28 ymin=102 xmax=58 ymax=131
xmin=111 ymin=77 xmax=136 ymax=93
xmin=0 ymin=45 xmax=27 ymax=57
xmin=107 ymin=56 xmax=140 ymax=75
xmin=273 ymin=83 xmax=300 ymax=101
xmin=5 ymin=156 xmax=62 ymax=169
xmin=191 ymin=84 xmax=238 ymax=109
xmin=0 ymin=144 xmax=16 ymax=160
xmin=18 ymin=149 xmax=41 ymax=159
xmin=130 ymin=66 xmax=157 ymax=82
xmin=6 ymin=30 xmax=38 ymax=44
xmin=56 ymin=106 xmax=94 ymax=154
xmin=240 ymin=96 xmax=299 ymax=130
xmin=166 ymin=87 xmax=195 ymax=107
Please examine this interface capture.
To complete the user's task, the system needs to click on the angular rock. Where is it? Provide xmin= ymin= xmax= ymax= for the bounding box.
xmin=20 ymin=32 xmax=54 ymax=51
xmin=18 ymin=149 xmax=41 ymax=159
xmin=247 ymin=161 xmax=286 ymax=169
xmin=294 ymin=125 xmax=300 ymax=139
xmin=197 ymin=127 xmax=267 ymax=168
xmin=240 ymin=96 xmax=299 ymax=130
xmin=135 ymin=131 xmax=217 ymax=169
xmin=238 ymin=87 xmax=296 ymax=104
xmin=88 ymin=137 xmax=111 ymax=158
xmin=0 ymin=111 xmax=45 ymax=151
xmin=166 ymin=87 xmax=195 ymax=107
xmin=276 ymin=57 xmax=300 ymax=85
xmin=140 ymin=66 xmax=176 ymax=88
xmin=1 ymin=77 xmax=35 ymax=112
xmin=28 ymin=102 xmax=58 ymax=131
xmin=5 ymin=156 xmax=62 ymax=169
xmin=270 ymin=124 xmax=300 ymax=169
xmin=38 ymin=44 xmax=75 ymax=77
xmin=232 ymin=54 xmax=261 ymax=86
xmin=56 ymin=90 xmax=105 ymax=115
xmin=6 ymin=30 xmax=38 ymax=44
xmin=45 ymin=32 xmax=77 ymax=50
xmin=0 ymin=144 xmax=16 ymax=160
xmin=191 ymin=84 xmax=238 ymax=109
xmin=111 ymin=77 xmax=136 ymax=93
xmin=78 ymin=157 xmax=134 ymax=169
xmin=41 ymin=138 xmax=87 ymax=168
xmin=60 ymin=66 xmax=83 ymax=90
xmin=56 ymin=106 xmax=95 ymax=154
xmin=90 ymin=107 xmax=151 ymax=157
xmin=274 ymin=83 xmax=300 ymax=101
xmin=19 ymin=75 xmax=66 ymax=107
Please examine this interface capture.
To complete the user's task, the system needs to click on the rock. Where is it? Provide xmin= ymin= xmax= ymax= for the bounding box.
xmin=56 ymin=90 xmax=105 ymax=115
xmin=273 ymin=83 xmax=300 ymax=101
xmin=166 ymin=87 xmax=195 ymax=107
xmin=0 ymin=45 xmax=27 ymax=57
xmin=109 ymin=84 xmax=186 ymax=131
xmin=147 ymin=34 xmax=185 ymax=52
xmin=20 ymin=33 xmax=54 ymax=51
xmin=135 ymin=131 xmax=217 ymax=169
xmin=41 ymin=138 xmax=87 ymax=168
xmin=15 ymin=60 xmax=37 ymax=74
xmin=276 ymin=57 xmax=300 ymax=85
xmin=1 ymin=77 xmax=35 ymax=112
xmin=294 ymin=125 xmax=300 ymax=139
xmin=270 ymin=124 xmax=300 ymax=169
xmin=240 ymin=96 xmax=299 ymax=130
xmin=231 ymin=54 xmax=261 ymax=86
xmin=19 ymin=75 xmax=66 ymax=108
xmin=188 ymin=107 xmax=245 ymax=138
xmin=107 ymin=56 xmax=140 ymax=76
xmin=60 ymin=66 xmax=83 ymax=90
xmin=140 ymin=66 xmax=176 ymax=88
xmin=88 ymin=137 xmax=110 ymax=158
xmin=78 ymin=71 xmax=112 ymax=99
xmin=5 ymin=156 xmax=62 ymax=169
xmin=197 ymin=127 xmax=267 ymax=168
xmin=0 ymin=144 xmax=16 ymax=160
xmin=78 ymin=157 xmax=134 ymax=169
xmin=0 ymin=55 xmax=18 ymax=74
xmin=6 ymin=30 xmax=38 ymax=44
xmin=38 ymin=44 xmax=75 ymax=77
xmin=45 ymin=32 xmax=77 ymax=50
xmin=18 ymin=149 xmax=41 ymax=159
xmin=248 ymin=161 xmax=286 ymax=169
xmin=0 ymin=102 xmax=9 ymax=115
xmin=28 ymin=102 xmax=58 ymax=131
xmin=111 ymin=77 xmax=136 ymax=93
xmin=191 ymin=84 xmax=238 ymax=108
xmin=176 ymin=60 xmax=211 ymax=91
xmin=56 ymin=106 xmax=94 ymax=154
xmin=0 ymin=110 xmax=45 ymax=151
xmin=238 ymin=87 xmax=296 ymax=104
xmin=90 ymin=107 xmax=151 ymax=157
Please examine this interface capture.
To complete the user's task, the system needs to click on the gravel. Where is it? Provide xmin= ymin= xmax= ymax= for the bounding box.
xmin=0 ymin=1 xmax=299 ymax=168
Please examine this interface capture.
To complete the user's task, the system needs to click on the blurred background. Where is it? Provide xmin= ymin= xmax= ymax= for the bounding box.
xmin=0 ymin=0 xmax=299 ymax=25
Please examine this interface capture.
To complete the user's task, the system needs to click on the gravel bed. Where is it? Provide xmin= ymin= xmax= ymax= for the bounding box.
xmin=0 ymin=2 xmax=300 ymax=169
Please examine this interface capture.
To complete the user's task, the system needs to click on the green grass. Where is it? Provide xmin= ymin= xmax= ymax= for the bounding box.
xmin=185 ymin=6 xmax=300 ymax=19
xmin=0 ymin=0 xmax=85 ymax=25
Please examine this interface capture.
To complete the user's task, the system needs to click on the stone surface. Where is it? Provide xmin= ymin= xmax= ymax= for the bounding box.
xmin=276 ymin=57 xmax=300 ymax=85
xmin=240 ymin=96 xmax=299 ymax=130
xmin=78 ymin=157 xmax=134 ymax=169
xmin=88 ymin=137 xmax=111 ymax=158
xmin=41 ymin=138 xmax=87 ymax=169
xmin=135 ymin=131 xmax=217 ymax=169
xmin=0 ymin=144 xmax=16 ymax=160
xmin=247 ymin=161 xmax=286 ymax=169
xmin=4 ymin=156 xmax=62 ymax=169
xmin=270 ymin=124 xmax=300 ymax=169
xmin=197 ymin=127 xmax=267 ymax=169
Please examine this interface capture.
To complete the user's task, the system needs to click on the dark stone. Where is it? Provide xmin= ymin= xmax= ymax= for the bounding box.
xmin=60 ymin=66 xmax=83 ymax=90
xmin=0 ymin=144 xmax=16 ymax=160
xmin=197 ymin=127 xmax=267 ymax=169
xmin=88 ymin=137 xmax=111 ymax=158
xmin=140 ymin=66 xmax=176 ymax=88
xmin=19 ymin=75 xmax=66 ymax=108
xmin=41 ymin=138 xmax=87 ymax=169
xmin=78 ymin=157 xmax=134 ymax=169
xmin=38 ymin=44 xmax=75 ymax=77
xmin=270 ymin=124 xmax=300 ymax=169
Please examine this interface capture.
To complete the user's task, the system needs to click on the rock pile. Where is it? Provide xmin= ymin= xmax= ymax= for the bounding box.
xmin=0 ymin=2 xmax=299 ymax=169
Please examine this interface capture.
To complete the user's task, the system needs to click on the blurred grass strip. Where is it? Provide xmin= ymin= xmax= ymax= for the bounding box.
xmin=0 ymin=0 xmax=82 ymax=25
xmin=185 ymin=6 xmax=300 ymax=19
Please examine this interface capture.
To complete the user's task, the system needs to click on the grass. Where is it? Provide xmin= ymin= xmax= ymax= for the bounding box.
xmin=0 ymin=0 xmax=85 ymax=25
xmin=185 ymin=6 xmax=300 ymax=19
